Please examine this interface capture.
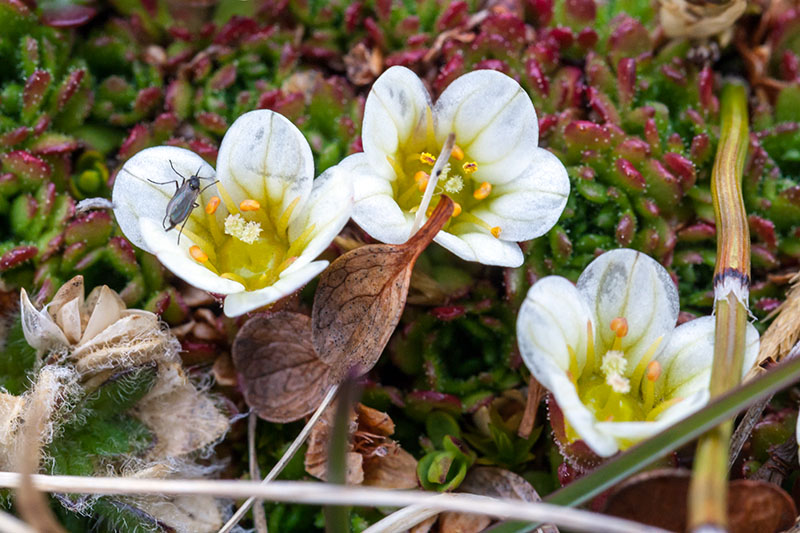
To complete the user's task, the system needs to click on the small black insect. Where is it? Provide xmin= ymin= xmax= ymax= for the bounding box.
xmin=145 ymin=160 xmax=219 ymax=244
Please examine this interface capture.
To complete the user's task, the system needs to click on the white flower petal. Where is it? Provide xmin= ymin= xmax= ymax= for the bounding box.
xmin=362 ymin=66 xmax=431 ymax=179
xmin=284 ymin=166 xmax=354 ymax=275
xmin=517 ymin=276 xmax=593 ymax=375
xmin=139 ymin=218 xmax=244 ymax=295
xmin=216 ymin=110 xmax=314 ymax=228
xmin=595 ymin=390 xmax=708 ymax=443
xmin=434 ymin=229 xmax=523 ymax=267
xmin=112 ymin=146 xmax=215 ymax=252
xmin=471 ymin=148 xmax=569 ymax=242
xmin=577 ymin=249 xmax=679 ymax=370
xmin=657 ymin=316 xmax=760 ymax=400
xmin=340 ymin=153 xmax=415 ymax=244
xmin=434 ymin=70 xmax=538 ymax=185
xmin=20 ymin=289 xmax=69 ymax=352
xmin=223 ymin=260 xmax=328 ymax=317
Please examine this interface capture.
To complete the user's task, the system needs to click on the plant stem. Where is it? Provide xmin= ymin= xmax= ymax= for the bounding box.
xmin=325 ymin=379 xmax=358 ymax=533
xmin=687 ymin=83 xmax=750 ymax=532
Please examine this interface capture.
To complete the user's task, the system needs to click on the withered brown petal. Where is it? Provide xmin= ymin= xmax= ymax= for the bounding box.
xmin=363 ymin=446 xmax=418 ymax=489
xmin=312 ymin=196 xmax=454 ymax=379
xmin=232 ymin=312 xmax=334 ymax=423
xmin=603 ymin=469 xmax=797 ymax=533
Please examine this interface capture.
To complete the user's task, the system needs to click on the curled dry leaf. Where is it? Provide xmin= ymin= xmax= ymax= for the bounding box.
xmin=603 ymin=469 xmax=796 ymax=533
xmin=305 ymin=402 xmax=418 ymax=488
xmin=232 ymin=312 xmax=335 ymax=423
xmin=312 ymin=196 xmax=454 ymax=380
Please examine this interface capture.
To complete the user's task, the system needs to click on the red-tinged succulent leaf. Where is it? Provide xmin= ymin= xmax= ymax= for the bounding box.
xmin=0 ymin=246 xmax=38 ymax=270
xmin=55 ymin=69 xmax=86 ymax=111
xmin=28 ymin=132 xmax=79 ymax=155
xmin=0 ymin=126 xmax=30 ymax=148
xmin=232 ymin=312 xmax=335 ymax=423
xmin=64 ymin=211 xmax=114 ymax=248
xmin=312 ymin=197 xmax=454 ymax=381
xmin=1 ymin=151 xmax=51 ymax=181
xmin=40 ymin=4 xmax=96 ymax=27
xmin=118 ymin=124 xmax=151 ymax=162
xmin=22 ymin=69 xmax=51 ymax=116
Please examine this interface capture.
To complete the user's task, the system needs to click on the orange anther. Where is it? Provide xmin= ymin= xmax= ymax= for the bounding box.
xmin=463 ymin=161 xmax=478 ymax=174
xmin=417 ymin=175 xmax=429 ymax=192
xmin=451 ymin=202 xmax=462 ymax=217
xmin=239 ymin=199 xmax=260 ymax=211
xmin=490 ymin=226 xmax=501 ymax=238
xmin=473 ymin=181 xmax=491 ymax=200
xmin=189 ymin=245 xmax=208 ymax=263
xmin=610 ymin=317 xmax=629 ymax=337
xmin=414 ymin=170 xmax=429 ymax=183
xmin=646 ymin=361 xmax=662 ymax=382
xmin=451 ymin=145 xmax=465 ymax=161
xmin=205 ymin=196 xmax=220 ymax=214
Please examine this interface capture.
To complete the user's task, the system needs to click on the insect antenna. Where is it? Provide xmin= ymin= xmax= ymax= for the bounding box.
xmin=169 ymin=160 xmax=186 ymax=179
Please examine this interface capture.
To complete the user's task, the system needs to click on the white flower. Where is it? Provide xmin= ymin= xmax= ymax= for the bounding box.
xmin=517 ymin=248 xmax=760 ymax=457
xmin=336 ymin=66 xmax=569 ymax=268
xmin=112 ymin=110 xmax=353 ymax=317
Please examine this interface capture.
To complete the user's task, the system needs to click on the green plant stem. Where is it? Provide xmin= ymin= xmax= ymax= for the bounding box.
xmin=687 ymin=83 xmax=750 ymax=533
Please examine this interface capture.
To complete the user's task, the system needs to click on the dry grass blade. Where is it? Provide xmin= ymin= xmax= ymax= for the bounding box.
xmin=233 ymin=312 xmax=334 ymax=423
xmin=312 ymin=196 xmax=454 ymax=379
xmin=747 ymin=271 xmax=800 ymax=380
xmin=0 ymin=473 xmax=671 ymax=533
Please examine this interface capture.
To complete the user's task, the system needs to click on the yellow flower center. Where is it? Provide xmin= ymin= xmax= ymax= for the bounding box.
xmin=563 ymin=317 xmax=677 ymax=450
xmin=179 ymin=182 xmax=315 ymax=292
xmin=388 ymin=118 xmax=501 ymax=238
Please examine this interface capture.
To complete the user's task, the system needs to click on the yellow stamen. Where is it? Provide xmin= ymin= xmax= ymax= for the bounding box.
xmin=205 ymin=196 xmax=220 ymax=214
xmin=490 ymin=226 xmax=501 ymax=238
xmin=420 ymin=152 xmax=436 ymax=166
xmin=463 ymin=161 xmax=478 ymax=174
xmin=473 ymin=181 xmax=491 ymax=200
xmin=386 ymin=155 xmax=406 ymax=181
xmin=642 ymin=361 xmax=661 ymax=413
xmin=215 ymin=181 xmax=239 ymax=215
xmin=276 ymin=255 xmax=298 ymax=273
xmin=189 ymin=245 xmax=208 ymax=263
xmin=629 ymin=336 xmax=665 ymax=394
xmin=240 ymin=199 xmax=260 ymax=211
xmin=460 ymin=211 xmax=495 ymax=234
xmin=451 ymin=202 xmax=462 ymax=217
xmin=586 ymin=320 xmax=596 ymax=372
xmin=646 ymin=396 xmax=682 ymax=422
xmin=286 ymin=223 xmax=316 ymax=258
xmin=277 ymin=196 xmax=301 ymax=236
xmin=451 ymin=145 xmax=465 ymax=161
xmin=206 ymin=210 xmax=224 ymax=245
xmin=220 ymin=272 xmax=247 ymax=285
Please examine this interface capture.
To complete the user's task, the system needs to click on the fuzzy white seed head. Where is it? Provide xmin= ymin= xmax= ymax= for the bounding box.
xmin=224 ymin=214 xmax=262 ymax=244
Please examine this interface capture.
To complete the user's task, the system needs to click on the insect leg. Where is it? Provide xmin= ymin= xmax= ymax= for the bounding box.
xmin=199 ymin=180 xmax=220 ymax=193
xmin=148 ymin=178 xmax=180 ymax=192
xmin=162 ymin=212 xmax=169 ymax=229
xmin=177 ymin=216 xmax=190 ymax=245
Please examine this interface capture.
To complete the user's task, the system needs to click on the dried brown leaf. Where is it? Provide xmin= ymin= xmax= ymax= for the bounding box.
xmin=232 ymin=312 xmax=334 ymax=423
xmin=363 ymin=446 xmax=418 ymax=489
xmin=603 ymin=469 xmax=797 ymax=533
xmin=312 ymin=196 xmax=454 ymax=379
